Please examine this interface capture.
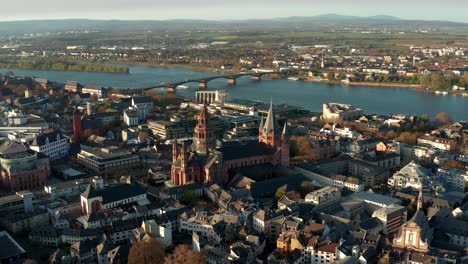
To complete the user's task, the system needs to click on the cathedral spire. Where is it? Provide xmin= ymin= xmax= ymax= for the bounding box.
xmin=282 ymin=120 xmax=288 ymax=137
xmin=263 ymin=98 xmax=279 ymax=135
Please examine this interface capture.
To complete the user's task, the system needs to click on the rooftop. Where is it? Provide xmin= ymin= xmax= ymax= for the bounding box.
xmin=0 ymin=231 xmax=26 ymax=260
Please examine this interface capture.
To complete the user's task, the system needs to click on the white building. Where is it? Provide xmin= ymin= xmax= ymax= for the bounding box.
xmin=80 ymin=177 xmax=149 ymax=217
xmin=387 ymin=161 xmax=429 ymax=190
xmin=128 ymin=105 xmax=148 ymax=123
xmin=322 ymin=103 xmax=363 ymax=121
xmin=305 ymin=186 xmax=341 ymax=207
xmin=29 ymin=131 xmax=70 ymax=160
xmin=123 ymin=109 xmax=138 ymax=127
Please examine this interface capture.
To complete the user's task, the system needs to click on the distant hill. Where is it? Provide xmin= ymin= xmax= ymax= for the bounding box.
xmin=0 ymin=15 xmax=466 ymax=36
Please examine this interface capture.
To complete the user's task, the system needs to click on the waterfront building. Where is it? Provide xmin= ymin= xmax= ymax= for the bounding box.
xmin=322 ymin=103 xmax=363 ymax=121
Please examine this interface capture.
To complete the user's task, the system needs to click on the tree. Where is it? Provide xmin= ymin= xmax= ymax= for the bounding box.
xmin=128 ymin=237 xmax=165 ymax=264
xmin=443 ymin=159 xmax=464 ymax=170
xmin=180 ymin=190 xmax=199 ymax=205
xmin=164 ymin=244 xmax=205 ymax=264
xmin=462 ymin=73 xmax=468 ymax=87
xmin=431 ymin=74 xmax=443 ymax=89
xmin=274 ymin=185 xmax=287 ymax=203
xmin=299 ymin=181 xmax=314 ymax=197
xmin=435 ymin=112 xmax=452 ymax=127
xmin=396 ymin=132 xmax=419 ymax=145
xmin=327 ymin=72 xmax=335 ymax=81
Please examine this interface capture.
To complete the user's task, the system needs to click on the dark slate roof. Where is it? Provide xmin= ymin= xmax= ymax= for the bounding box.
xmin=82 ymin=184 xmax=145 ymax=205
xmin=17 ymin=97 xmax=36 ymax=105
xmin=132 ymin=96 xmax=153 ymax=104
xmin=81 ymin=117 xmax=104 ymax=130
xmin=250 ymin=174 xmax=306 ymax=199
xmin=32 ymin=130 xmax=65 ymax=146
xmin=0 ymin=231 xmax=26 ymax=260
xmin=220 ymin=140 xmax=276 ymax=161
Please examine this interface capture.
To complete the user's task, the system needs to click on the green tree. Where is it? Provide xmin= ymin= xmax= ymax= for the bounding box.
xmin=180 ymin=190 xmax=199 ymax=205
xmin=327 ymin=72 xmax=335 ymax=81
xmin=275 ymin=185 xmax=287 ymax=202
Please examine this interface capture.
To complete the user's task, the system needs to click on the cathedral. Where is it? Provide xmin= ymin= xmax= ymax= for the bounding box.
xmin=171 ymin=101 xmax=289 ymax=186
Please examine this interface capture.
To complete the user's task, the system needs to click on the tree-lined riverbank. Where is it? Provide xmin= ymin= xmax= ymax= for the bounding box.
xmin=0 ymin=59 xmax=129 ymax=73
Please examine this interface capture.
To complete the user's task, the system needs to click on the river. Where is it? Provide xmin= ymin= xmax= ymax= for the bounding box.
xmin=1 ymin=66 xmax=467 ymax=121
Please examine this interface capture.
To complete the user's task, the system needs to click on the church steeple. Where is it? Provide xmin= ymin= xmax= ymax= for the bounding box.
xmin=263 ymin=98 xmax=280 ymax=135
xmin=193 ymin=105 xmax=216 ymax=155
xmin=259 ymin=99 xmax=282 ymax=148
xmin=172 ymin=138 xmax=178 ymax=162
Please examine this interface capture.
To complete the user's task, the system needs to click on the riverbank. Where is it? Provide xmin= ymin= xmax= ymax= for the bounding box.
xmin=0 ymin=59 xmax=129 ymax=74
xmin=305 ymin=78 xmax=420 ymax=88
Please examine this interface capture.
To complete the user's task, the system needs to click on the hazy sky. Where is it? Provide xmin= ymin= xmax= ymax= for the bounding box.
xmin=2 ymin=0 xmax=468 ymax=23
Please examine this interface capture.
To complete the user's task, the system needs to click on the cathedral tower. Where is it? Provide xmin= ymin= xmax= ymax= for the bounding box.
xmin=193 ymin=105 xmax=216 ymax=155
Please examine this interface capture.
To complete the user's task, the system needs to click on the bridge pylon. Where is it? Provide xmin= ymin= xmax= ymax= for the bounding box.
xmin=227 ymin=78 xmax=236 ymax=86
xmin=199 ymin=81 xmax=208 ymax=89
xmin=252 ymin=75 xmax=261 ymax=81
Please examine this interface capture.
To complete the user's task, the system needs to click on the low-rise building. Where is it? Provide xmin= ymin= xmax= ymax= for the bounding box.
xmin=80 ymin=178 xmax=148 ymax=217
xmin=29 ymin=130 xmax=70 ymax=161
xmin=305 ymin=186 xmax=341 ymax=208
xmin=322 ymin=103 xmax=363 ymax=121
xmin=388 ymin=161 xmax=429 ymax=190
xmin=76 ymin=145 xmax=140 ymax=174
xmin=372 ymin=204 xmax=407 ymax=234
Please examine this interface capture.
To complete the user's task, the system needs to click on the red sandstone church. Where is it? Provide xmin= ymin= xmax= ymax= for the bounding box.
xmin=171 ymin=101 xmax=290 ymax=186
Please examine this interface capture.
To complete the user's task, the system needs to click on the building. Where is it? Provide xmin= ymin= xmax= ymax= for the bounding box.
xmin=0 ymin=190 xmax=33 ymax=214
xmin=65 ymin=80 xmax=82 ymax=93
xmin=322 ymin=103 xmax=363 ymax=121
xmin=148 ymin=119 xmax=196 ymax=140
xmin=436 ymin=168 xmax=468 ymax=192
xmin=76 ymin=145 xmax=140 ymax=174
xmin=195 ymin=90 xmax=226 ymax=105
xmin=171 ymin=101 xmax=289 ymax=186
xmin=0 ymin=140 xmax=50 ymax=192
xmin=417 ymin=135 xmax=454 ymax=151
xmin=372 ymin=204 xmax=407 ymax=234
xmin=128 ymin=105 xmax=148 ymax=123
xmin=393 ymin=190 xmax=433 ymax=252
xmin=82 ymin=85 xmax=104 ymax=98
xmin=388 ymin=161 xmax=429 ymax=190
xmin=0 ymin=110 xmax=49 ymax=137
xmin=131 ymin=96 xmax=154 ymax=109
xmin=348 ymin=159 xmax=389 ymax=187
xmin=331 ymin=175 xmax=365 ymax=193
xmin=80 ymin=177 xmax=148 ymax=217
xmin=0 ymin=231 xmax=27 ymax=263
xmin=123 ymin=109 xmax=138 ymax=127
xmin=29 ymin=130 xmax=70 ymax=161
xmin=305 ymin=186 xmax=341 ymax=208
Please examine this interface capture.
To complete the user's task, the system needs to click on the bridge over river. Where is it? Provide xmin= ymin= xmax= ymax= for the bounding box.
xmin=139 ymin=70 xmax=285 ymax=92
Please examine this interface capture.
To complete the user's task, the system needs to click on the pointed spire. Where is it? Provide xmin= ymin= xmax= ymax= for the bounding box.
xmin=282 ymin=120 xmax=288 ymax=136
xmin=417 ymin=187 xmax=423 ymax=210
xmin=263 ymin=98 xmax=279 ymax=135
